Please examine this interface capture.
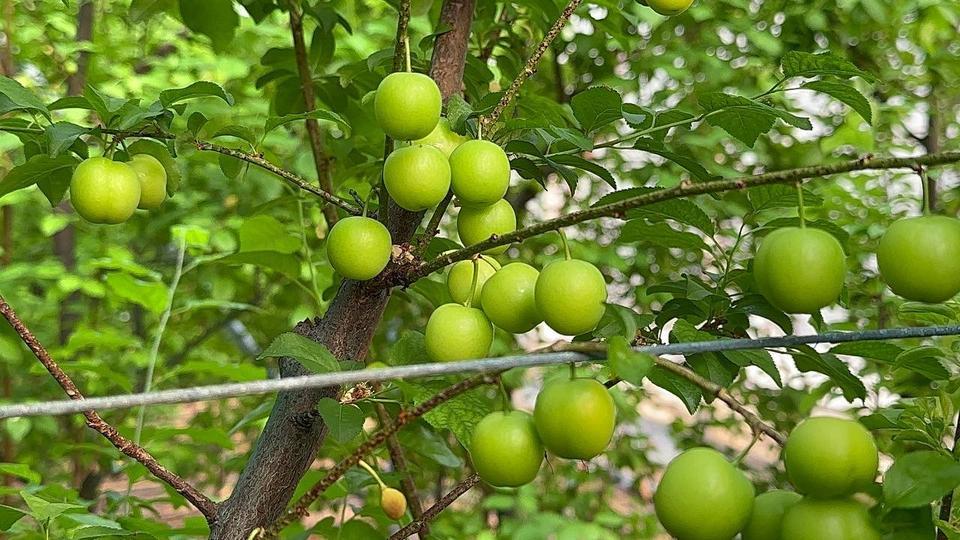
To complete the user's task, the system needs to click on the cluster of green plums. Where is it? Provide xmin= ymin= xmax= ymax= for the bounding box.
xmin=655 ymin=416 xmax=880 ymax=540
xmin=754 ymin=215 xmax=960 ymax=314
xmin=469 ymin=376 xmax=616 ymax=488
xmin=325 ymin=69 xmax=610 ymax=351
xmin=68 ymin=154 xmax=168 ymax=224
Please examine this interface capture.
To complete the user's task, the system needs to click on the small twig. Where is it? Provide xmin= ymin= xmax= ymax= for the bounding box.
xmin=261 ymin=374 xmax=497 ymax=537
xmin=414 ymin=190 xmax=454 ymax=255
xmin=287 ymin=0 xmax=339 ymax=226
xmin=388 ymin=473 xmax=481 ymax=539
xmin=195 ymin=141 xmax=360 ymax=214
xmin=480 ymin=0 xmax=584 ymax=128
xmin=406 ymin=151 xmax=960 ymax=282
xmin=0 ymin=295 xmax=218 ymax=521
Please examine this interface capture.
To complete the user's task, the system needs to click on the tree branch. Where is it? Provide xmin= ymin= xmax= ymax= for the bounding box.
xmin=260 ymin=374 xmax=496 ymax=537
xmin=480 ymin=0 xmax=583 ymax=128
xmin=388 ymin=473 xmax=481 ymax=540
xmin=287 ymin=0 xmax=339 ymax=226
xmin=375 ymin=403 xmax=426 ymax=529
xmin=0 ymin=295 xmax=218 ymax=521
xmin=414 ymin=190 xmax=454 ymax=254
xmin=400 ymin=151 xmax=960 ymax=283
xmin=195 ymin=141 xmax=360 ymax=214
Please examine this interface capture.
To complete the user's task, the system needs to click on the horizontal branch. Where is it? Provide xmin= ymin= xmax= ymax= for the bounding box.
xmin=0 ymin=295 xmax=218 ymax=520
xmin=388 ymin=473 xmax=481 ymax=539
xmin=195 ymin=141 xmax=360 ymax=214
xmin=260 ymin=374 xmax=497 ymax=537
xmin=410 ymin=151 xmax=960 ymax=280
xmin=3 ymin=324 xmax=958 ymax=418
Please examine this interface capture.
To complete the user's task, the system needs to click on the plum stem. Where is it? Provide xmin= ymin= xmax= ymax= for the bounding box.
xmin=796 ymin=183 xmax=806 ymax=228
xmin=404 ymin=35 xmax=411 ymax=72
xmin=358 ymin=459 xmax=387 ymax=490
xmin=919 ymin=167 xmax=932 ymax=215
xmin=497 ymin=377 xmax=512 ymax=411
xmin=464 ymin=258 xmax=480 ymax=308
xmin=557 ymin=229 xmax=572 ymax=260
xmin=734 ymin=431 xmax=762 ymax=466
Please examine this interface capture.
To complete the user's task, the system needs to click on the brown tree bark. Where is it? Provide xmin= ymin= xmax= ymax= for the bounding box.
xmin=209 ymin=2 xmax=476 ymax=537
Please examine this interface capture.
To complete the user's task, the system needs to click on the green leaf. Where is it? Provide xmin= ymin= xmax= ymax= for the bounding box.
xmin=258 ymin=332 xmax=340 ymax=374
xmin=390 ymin=331 xmax=428 ymax=365
xmin=607 ymin=336 xmax=654 ymax=385
xmin=632 ymin=137 xmax=716 ymax=181
xmin=130 ymin=0 xmax=176 ymax=22
xmin=594 ymin=187 xmax=714 ymax=234
xmin=237 ymin=215 xmax=301 ymax=254
xmin=647 ymin=365 xmax=702 ymax=414
xmin=619 ymin=220 xmax=710 ymax=252
xmin=178 ymin=0 xmax=239 ymax=50
xmin=621 ymin=103 xmax=653 ymax=129
xmin=570 ymin=86 xmax=622 ymax=133
xmin=264 ymin=109 xmax=351 ymax=137
xmin=315 ymin=398 xmax=365 ymax=443
xmin=0 ymin=155 xmax=78 ymax=202
xmin=445 ymin=95 xmax=473 ymax=133
xmin=883 ymin=451 xmax=960 ymax=508
xmin=48 ymin=96 xmax=95 ymax=112
xmin=830 ymin=341 xmax=904 ymax=363
xmin=0 ymin=463 xmax=40 ymax=485
xmin=0 ymin=505 xmax=25 ymax=532
xmin=803 ymin=80 xmax=873 ymax=125
xmin=898 ymin=302 xmax=957 ymax=326
xmin=781 ymin=51 xmax=874 ymax=82
xmin=105 ymin=273 xmax=168 ymax=314
xmin=20 ymin=492 xmax=85 ymax=522
xmin=45 ymin=121 xmax=89 ymax=158
xmin=160 ymin=81 xmax=234 ymax=107
xmin=549 ymin=154 xmax=616 ymax=188
xmin=790 ymin=345 xmax=866 ymax=401
xmin=396 ymin=379 xmax=492 ymax=449
xmin=894 ymin=347 xmax=950 ymax=381
xmin=699 ymin=92 xmax=777 ymax=147
xmin=0 ymin=76 xmax=50 ymax=119
xmin=212 ymin=125 xmax=260 ymax=147
xmin=83 ymin=86 xmax=127 ymax=122
xmin=748 ymin=184 xmax=823 ymax=211
xmin=217 ymin=251 xmax=301 ymax=279
xmin=398 ymin=424 xmax=463 ymax=467
xmin=723 ymin=348 xmax=782 ymax=387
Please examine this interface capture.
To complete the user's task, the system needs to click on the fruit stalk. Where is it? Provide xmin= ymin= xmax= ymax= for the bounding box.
xmin=796 ymin=182 xmax=806 ymax=227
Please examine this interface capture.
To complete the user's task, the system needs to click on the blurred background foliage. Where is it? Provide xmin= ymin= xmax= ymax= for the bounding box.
xmin=0 ymin=0 xmax=959 ymax=538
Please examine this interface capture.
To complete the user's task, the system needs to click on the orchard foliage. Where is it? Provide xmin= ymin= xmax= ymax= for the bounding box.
xmin=0 ymin=0 xmax=959 ymax=539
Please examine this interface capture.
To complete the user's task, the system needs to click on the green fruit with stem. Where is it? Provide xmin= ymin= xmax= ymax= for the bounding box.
xmin=654 ymin=447 xmax=755 ymax=540
xmin=480 ymin=262 xmax=542 ymax=333
xmin=449 ymin=140 xmax=511 ymax=206
xmin=783 ymin=416 xmax=878 ymax=498
xmin=424 ymin=303 xmax=493 ymax=362
xmin=534 ymin=377 xmax=615 ymax=459
xmin=383 ymin=145 xmax=451 ymax=212
xmin=374 ymin=72 xmax=441 ymax=140
xmin=878 ymin=215 xmax=960 ymax=303
xmin=470 ymin=410 xmax=544 ymax=487
xmin=401 ymin=117 xmax=468 ymax=157
xmin=781 ymin=498 xmax=879 ymax=540
xmin=128 ymin=153 xmax=167 ymax=210
xmin=646 ymin=0 xmax=695 ymax=16
xmin=754 ymin=227 xmax=846 ymax=313
xmin=535 ymin=239 xmax=606 ymax=335
xmin=457 ymin=199 xmax=516 ymax=255
xmin=741 ymin=490 xmax=802 ymax=540
xmin=326 ymin=216 xmax=392 ymax=281
xmin=447 ymin=256 xmax=500 ymax=305
xmin=69 ymin=157 xmax=141 ymax=224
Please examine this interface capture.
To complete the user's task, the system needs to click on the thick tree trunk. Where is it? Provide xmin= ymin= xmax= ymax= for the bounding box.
xmin=209 ymin=2 xmax=476 ymax=537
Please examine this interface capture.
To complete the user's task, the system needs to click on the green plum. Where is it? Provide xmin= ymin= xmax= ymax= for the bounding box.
xmin=781 ymin=498 xmax=879 ymax=540
xmin=446 ymin=256 xmax=501 ymax=306
xmin=424 ymin=303 xmax=493 ymax=362
xmin=654 ymin=447 xmax=755 ymax=540
xmin=783 ymin=417 xmax=878 ymax=498
xmin=534 ymin=377 xmax=615 ymax=459
xmin=128 ymin=154 xmax=167 ymax=210
xmin=457 ymin=199 xmax=516 ymax=255
xmin=534 ymin=259 xmax=606 ymax=335
xmin=383 ymin=145 xmax=451 ymax=212
xmin=69 ymin=157 xmax=141 ymax=224
xmin=326 ymin=216 xmax=393 ymax=281
xmin=741 ymin=490 xmax=802 ymax=540
xmin=449 ymin=140 xmax=511 ymax=206
xmin=403 ymin=117 xmax=468 ymax=157
xmin=470 ymin=410 xmax=544 ymax=487
xmin=877 ymin=215 xmax=960 ymax=303
xmin=754 ymin=227 xmax=846 ymax=313
xmin=647 ymin=0 xmax=695 ymax=15
xmin=480 ymin=262 xmax=542 ymax=333
xmin=374 ymin=72 xmax=441 ymax=140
